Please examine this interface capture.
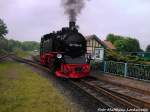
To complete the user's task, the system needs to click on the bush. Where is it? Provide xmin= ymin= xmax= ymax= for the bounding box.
xmin=0 ymin=49 xmax=7 ymax=55
xmin=90 ymin=61 xmax=101 ymax=70
xmin=105 ymin=49 xmax=146 ymax=64
xmin=105 ymin=49 xmax=125 ymax=62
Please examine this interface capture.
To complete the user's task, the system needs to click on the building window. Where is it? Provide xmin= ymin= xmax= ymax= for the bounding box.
xmin=94 ymin=48 xmax=104 ymax=61
xmin=90 ymin=40 xmax=92 ymax=46
xmin=94 ymin=40 xmax=96 ymax=47
xmin=96 ymin=41 xmax=99 ymax=47
xmin=87 ymin=40 xmax=90 ymax=46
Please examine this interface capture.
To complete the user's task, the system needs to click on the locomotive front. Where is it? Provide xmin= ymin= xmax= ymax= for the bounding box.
xmin=40 ymin=21 xmax=90 ymax=78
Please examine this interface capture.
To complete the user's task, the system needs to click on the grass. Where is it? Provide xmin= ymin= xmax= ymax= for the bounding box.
xmin=0 ymin=61 xmax=78 ymax=112
xmin=14 ymin=50 xmax=31 ymax=58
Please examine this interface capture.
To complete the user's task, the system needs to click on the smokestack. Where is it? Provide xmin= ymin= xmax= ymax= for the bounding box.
xmin=69 ymin=21 xmax=76 ymax=29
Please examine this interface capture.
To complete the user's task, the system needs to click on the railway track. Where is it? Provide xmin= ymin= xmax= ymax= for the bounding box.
xmin=70 ymin=77 xmax=150 ymax=109
xmin=10 ymin=55 xmax=150 ymax=110
xmin=0 ymin=54 xmax=10 ymax=60
xmin=10 ymin=55 xmax=49 ymax=72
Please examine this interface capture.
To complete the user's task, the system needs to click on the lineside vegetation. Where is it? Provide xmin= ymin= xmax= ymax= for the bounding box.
xmin=0 ymin=61 xmax=78 ymax=112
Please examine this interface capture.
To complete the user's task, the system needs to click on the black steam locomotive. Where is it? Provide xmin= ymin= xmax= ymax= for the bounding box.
xmin=40 ymin=22 xmax=90 ymax=78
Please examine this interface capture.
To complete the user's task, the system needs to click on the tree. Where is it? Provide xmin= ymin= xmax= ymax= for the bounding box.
xmin=0 ymin=38 xmax=8 ymax=51
xmin=127 ymin=38 xmax=141 ymax=52
xmin=106 ymin=34 xmax=123 ymax=44
xmin=106 ymin=33 xmax=141 ymax=52
xmin=114 ymin=39 xmax=127 ymax=52
xmin=0 ymin=19 xmax=8 ymax=38
xmin=21 ymin=41 xmax=40 ymax=51
xmin=7 ymin=39 xmax=22 ymax=51
xmin=146 ymin=45 xmax=150 ymax=52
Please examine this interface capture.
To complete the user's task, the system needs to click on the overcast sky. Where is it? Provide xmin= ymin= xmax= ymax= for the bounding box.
xmin=0 ymin=0 xmax=150 ymax=50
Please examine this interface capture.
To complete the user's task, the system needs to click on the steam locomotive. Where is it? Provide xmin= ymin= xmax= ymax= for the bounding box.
xmin=40 ymin=22 xmax=90 ymax=78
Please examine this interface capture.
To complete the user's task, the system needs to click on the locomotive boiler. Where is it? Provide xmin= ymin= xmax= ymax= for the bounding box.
xmin=40 ymin=22 xmax=90 ymax=78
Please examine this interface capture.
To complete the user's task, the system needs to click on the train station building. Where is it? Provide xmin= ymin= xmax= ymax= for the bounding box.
xmin=86 ymin=35 xmax=116 ymax=61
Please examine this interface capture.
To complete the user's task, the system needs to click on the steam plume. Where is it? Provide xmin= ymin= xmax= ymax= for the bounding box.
xmin=61 ymin=0 xmax=87 ymax=22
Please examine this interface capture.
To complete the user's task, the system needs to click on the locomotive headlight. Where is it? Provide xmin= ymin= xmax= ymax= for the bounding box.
xmin=57 ymin=54 xmax=62 ymax=59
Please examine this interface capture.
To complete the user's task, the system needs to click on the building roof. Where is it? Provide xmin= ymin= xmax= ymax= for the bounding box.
xmin=86 ymin=35 xmax=116 ymax=50
xmin=86 ymin=35 xmax=101 ymax=43
xmin=102 ymin=40 xmax=116 ymax=50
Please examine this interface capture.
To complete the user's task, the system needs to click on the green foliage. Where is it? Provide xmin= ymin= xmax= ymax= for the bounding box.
xmin=13 ymin=48 xmax=31 ymax=58
xmin=90 ymin=61 xmax=101 ymax=70
xmin=0 ymin=38 xmax=8 ymax=51
xmin=0 ymin=18 xmax=39 ymax=53
xmin=146 ymin=45 xmax=150 ymax=52
xmin=106 ymin=33 xmax=141 ymax=52
xmin=105 ymin=49 xmax=125 ymax=62
xmin=0 ymin=49 xmax=7 ymax=55
xmin=105 ymin=49 xmax=145 ymax=64
xmin=0 ymin=38 xmax=40 ymax=53
xmin=7 ymin=39 xmax=22 ymax=52
xmin=0 ymin=19 xmax=8 ymax=38
xmin=106 ymin=33 xmax=123 ymax=44
xmin=125 ymin=38 xmax=141 ymax=52
xmin=22 ymin=41 xmax=40 ymax=51
xmin=124 ymin=55 xmax=144 ymax=63
xmin=114 ymin=39 xmax=127 ymax=52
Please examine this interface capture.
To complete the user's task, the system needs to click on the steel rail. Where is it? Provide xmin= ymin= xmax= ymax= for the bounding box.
xmin=10 ymin=55 xmax=150 ymax=110
xmin=10 ymin=55 xmax=120 ymax=109
xmin=81 ymin=78 xmax=150 ymax=109
xmin=96 ymin=76 xmax=150 ymax=96
xmin=81 ymin=80 xmax=139 ymax=108
xmin=69 ymin=80 xmax=120 ymax=109
xmin=10 ymin=55 xmax=49 ymax=72
xmin=10 ymin=55 xmax=124 ymax=109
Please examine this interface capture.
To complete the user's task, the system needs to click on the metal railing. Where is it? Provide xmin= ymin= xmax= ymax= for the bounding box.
xmin=101 ymin=61 xmax=150 ymax=81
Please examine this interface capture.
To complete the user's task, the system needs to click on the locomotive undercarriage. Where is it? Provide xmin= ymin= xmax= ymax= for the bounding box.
xmin=40 ymin=52 xmax=90 ymax=78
